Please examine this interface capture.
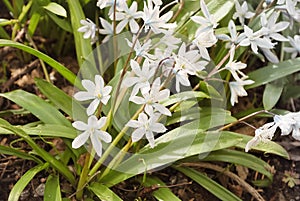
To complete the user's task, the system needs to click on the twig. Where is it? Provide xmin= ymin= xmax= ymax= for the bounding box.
xmin=180 ymin=162 xmax=266 ymax=201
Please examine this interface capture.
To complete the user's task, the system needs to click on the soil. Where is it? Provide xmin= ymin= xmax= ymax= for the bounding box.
xmin=1 ymin=4 xmax=300 ymax=201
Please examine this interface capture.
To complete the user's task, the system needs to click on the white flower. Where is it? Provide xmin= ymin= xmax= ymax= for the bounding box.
xmin=78 ymin=18 xmax=97 ymax=41
xmin=229 ymin=78 xmax=254 ymax=106
xmin=192 ymin=30 xmax=218 ymax=61
xmin=113 ymin=2 xmax=143 ymax=33
xmin=217 ymin=20 xmax=246 ymax=48
xmin=122 ymin=59 xmax=155 ymax=97
xmin=142 ymin=0 xmax=176 ymax=34
xmin=126 ymin=112 xmax=167 ymax=148
xmin=191 ymin=0 xmax=218 ymax=34
xmin=239 ymin=25 xmax=276 ymax=54
xmin=233 ymin=1 xmax=255 ymax=26
xmin=169 ymin=43 xmax=207 ymax=92
xmin=274 ymin=112 xmax=300 ymax=140
xmin=225 ymin=47 xmax=247 ymax=81
xmin=284 ymin=35 xmax=300 ymax=58
xmin=72 ymin=116 xmax=112 ymax=157
xmin=245 ymin=122 xmax=277 ymax=152
xmin=130 ymin=78 xmax=171 ymax=116
xmin=74 ymin=75 xmax=112 ymax=116
xmin=99 ymin=17 xmax=122 ymax=43
xmin=97 ymin=0 xmax=126 ymax=14
xmin=125 ymin=35 xmax=155 ymax=60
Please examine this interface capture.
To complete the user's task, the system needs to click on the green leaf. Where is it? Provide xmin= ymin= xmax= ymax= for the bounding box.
xmin=246 ymin=57 xmax=300 ymax=89
xmin=0 ymin=90 xmax=71 ymax=127
xmin=0 ymin=118 xmax=76 ymax=184
xmin=28 ymin=12 xmax=41 ymax=36
xmin=35 ymin=78 xmax=87 ymax=121
xmin=45 ymin=11 xmax=72 ymax=32
xmin=161 ymin=91 xmax=210 ymax=107
xmin=175 ymin=166 xmax=242 ymax=201
xmin=43 ymin=2 xmax=67 ymax=17
xmin=44 ymin=175 xmax=62 ymax=201
xmin=8 ymin=163 xmax=49 ymax=201
xmin=198 ymin=149 xmax=273 ymax=186
xmin=0 ymin=124 xmax=77 ymax=139
xmin=263 ymin=82 xmax=284 ymax=110
xmin=101 ymin=127 xmax=243 ymax=186
xmin=0 ymin=39 xmax=78 ymax=87
xmin=89 ymin=182 xmax=122 ymax=201
xmin=0 ymin=145 xmax=42 ymax=164
xmin=141 ymin=177 xmax=181 ymax=201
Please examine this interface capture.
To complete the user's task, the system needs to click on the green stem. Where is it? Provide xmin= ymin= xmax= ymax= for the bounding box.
xmin=75 ymin=150 xmax=91 ymax=200
xmin=12 ymin=0 xmax=32 ymax=39
xmin=88 ymin=105 xmax=144 ymax=178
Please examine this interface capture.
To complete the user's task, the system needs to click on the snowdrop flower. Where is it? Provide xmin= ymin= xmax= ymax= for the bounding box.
xmin=122 ymin=59 xmax=155 ymax=97
xmin=191 ymin=0 xmax=218 ymax=34
xmin=284 ymin=35 xmax=300 ymax=58
xmin=233 ymin=1 xmax=255 ymax=26
xmin=286 ymin=0 xmax=300 ymax=22
xmin=130 ymin=78 xmax=171 ymax=116
xmin=274 ymin=112 xmax=300 ymax=140
xmin=239 ymin=25 xmax=276 ymax=54
xmin=225 ymin=47 xmax=248 ymax=81
xmin=217 ymin=20 xmax=245 ymax=48
xmin=157 ymin=33 xmax=181 ymax=53
xmin=229 ymin=78 xmax=254 ymax=106
xmin=192 ymin=30 xmax=218 ymax=60
xmin=74 ymin=75 xmax=112 ymax=116
xmin=78 ymin=18 xmax=97 ymax=41
xmin=245 ymin=122 xmax=277 ymax=152
xmin=142 ymin=0 xmax=176 ymax=34
xmin=99 ymin=18 xmax=122 ymax=43
xmin=72 ymin=116 xmax=112 ymax=157
xmin=260 ymin=12 xmax=289 ymax=42
xmin=126 ymin=111 xmax=167 ymax=148
xmin=113 ymin=2 xmax=143 ymax=33
xmin=125 ymin=35 xmax=155 ymax=60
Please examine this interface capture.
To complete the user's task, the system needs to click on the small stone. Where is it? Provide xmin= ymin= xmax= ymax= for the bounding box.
xmin=34 ymin=183 xmax=45 ymax=197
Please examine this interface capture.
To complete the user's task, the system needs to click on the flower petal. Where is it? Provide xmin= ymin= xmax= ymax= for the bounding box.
xmin=72 ymin=131 xmax=90 ymax=149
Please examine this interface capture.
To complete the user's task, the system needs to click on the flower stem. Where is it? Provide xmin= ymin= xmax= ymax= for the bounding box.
xmin=75 ymin=149 xmax=91 ymax=200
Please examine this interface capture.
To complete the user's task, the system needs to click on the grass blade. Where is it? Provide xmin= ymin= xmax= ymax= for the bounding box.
xmin=0 ymin=145 xmax=42 ymax=164
xmin=8 ymin=163 xmax=49 ymax=201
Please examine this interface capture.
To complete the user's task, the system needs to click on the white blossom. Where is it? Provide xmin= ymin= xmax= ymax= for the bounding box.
xmin=113 ymin=2 xmax=143 ymax=33
xmin=191 ymin=0 xmax=218 ymax=34
xmin=233 ymin=1 xmax=255 ymax=25
xmin=99 ymin=17 xmax=122 ymax=43
xmin=97 ymin=0 xmax=126 ymax=14
xmin=274 ymin=112 xmax=300 ymax=140
xmin=126 ymin=111 xmax=167 ymax=148
xmin=225 ymin=47 xmax=248 ymax=81
xmin=142 ymin=0 xmax=176 ymax=34
xmin=130 ymin=78 xmax=171 ymax=116
xmin=239 ymin=25 xmax=276 ymax=54
xmin=122 ymin=59 xmax=155 ymax=97
xmin=78 ymin=18 xmax=97 ymax=41
xmin=125 ymin=35 xmax=155 ymax=60
xmin=245 ymin=122 xmax=277 ymax=152
xmin=74 ymin=75 xmax=112 ymax=116
xmin=284 ymin=35 xmax=300 ymax=58
xmin=229 ymin=78 xmax=254 ymax=106
xmin=217 ymin=20 xmax=245 ymax=48
xmin=72 ymin=116 xmax=112 ymax=157
xmin=192 ymin=30 xmax=218 ymax=61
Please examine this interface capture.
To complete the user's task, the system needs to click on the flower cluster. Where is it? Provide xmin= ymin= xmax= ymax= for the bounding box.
xmin=246 ymin=111 xmax=300 ymax=152
xmin=72 ymin=0 xmax=300 ymax=157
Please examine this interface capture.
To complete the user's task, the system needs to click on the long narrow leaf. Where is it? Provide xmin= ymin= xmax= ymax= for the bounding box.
xmin=44 ymin=175 xmax=62 ymax=201
xmin=0 ymin=145 xmax=42 ymax=164
xmin=0 ymin=118 xmax=76 ymax=184
xmin=0 ymin=39 xmax=78 ymax=87
xmin=35 ymin=78 xmax=87 ymax=121
xmin=89 ymin=182 xmax=123 ymax=201
xmin=8 ymin=163 xmax=49 ymax=201
xmin=175 ymin=166 xmax=242 ymax=201
xmin=0 ymin=90 xmax=71 ymax=127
